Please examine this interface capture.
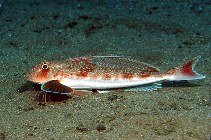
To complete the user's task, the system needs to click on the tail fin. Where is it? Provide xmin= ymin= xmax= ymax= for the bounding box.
xmin=166 ymin=56 xmax=205 ymax=81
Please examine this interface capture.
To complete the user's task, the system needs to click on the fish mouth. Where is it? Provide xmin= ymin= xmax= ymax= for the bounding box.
xmin=27 ymin=76 xmax=43 ymax=84
xmin=26 ymin=72 xmax=33 ymax=81
xmin=26 ymin=70 xmax=40 ymax=83
xmin=26 ymin=73 xmax=36 ymax=83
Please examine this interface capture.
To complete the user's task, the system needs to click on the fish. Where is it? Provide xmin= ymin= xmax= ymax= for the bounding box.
xmin=27 ymin=56 xmax=205 ymax=96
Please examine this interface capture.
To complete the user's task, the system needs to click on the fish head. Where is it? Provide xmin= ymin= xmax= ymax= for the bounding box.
xmin=27 ymin=62 xmax=55 ymax=84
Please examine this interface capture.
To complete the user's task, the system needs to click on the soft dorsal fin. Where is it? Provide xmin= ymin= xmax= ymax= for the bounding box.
xmin=93 ymin=56 xmax=159 ymax=71
xmin=70 ymin=56 xmax=160 ymax=73
xmin=69 ymin=56 xmax=160 ymax=75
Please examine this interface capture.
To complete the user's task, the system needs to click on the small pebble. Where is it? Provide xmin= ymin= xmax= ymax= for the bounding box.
xmin=96 ymin=124 xmax=106 ymax=132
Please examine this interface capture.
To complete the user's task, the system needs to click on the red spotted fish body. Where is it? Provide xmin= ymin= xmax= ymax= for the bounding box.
xmin=27 ymin=56 xmax=205 ymax=95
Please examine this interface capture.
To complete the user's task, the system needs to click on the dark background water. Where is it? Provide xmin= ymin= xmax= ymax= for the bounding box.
xmin=0 ymin=0 xmax=210 ymax=139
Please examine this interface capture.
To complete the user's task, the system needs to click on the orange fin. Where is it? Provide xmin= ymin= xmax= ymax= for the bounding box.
xmin=167 ymin=56 xmax=205 ymax=81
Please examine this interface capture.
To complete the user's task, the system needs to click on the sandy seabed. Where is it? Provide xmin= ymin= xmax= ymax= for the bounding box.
xmin=0 ymin=0 xmax=210 ymax=140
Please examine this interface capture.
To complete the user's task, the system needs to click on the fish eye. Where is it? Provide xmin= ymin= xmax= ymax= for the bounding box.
xmin=42 ymin=63 xmax=48 ymax=70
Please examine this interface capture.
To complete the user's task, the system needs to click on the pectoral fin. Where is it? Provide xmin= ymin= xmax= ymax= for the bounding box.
xmin=41 ymin=80 xmax=87 ymax=96
xmin=41 ymin=80 xmax=74 ymax=94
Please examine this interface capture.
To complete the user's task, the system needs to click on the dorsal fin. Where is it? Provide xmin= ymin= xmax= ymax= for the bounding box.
xmin=91 ymin=56 xmax=160 ymax=73
xmin=67 ymin=56 xmax=160 ymax=75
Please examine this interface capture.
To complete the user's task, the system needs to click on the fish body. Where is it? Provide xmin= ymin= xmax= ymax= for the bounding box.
xmin=27 ymin=56 xmax=205 ymax=95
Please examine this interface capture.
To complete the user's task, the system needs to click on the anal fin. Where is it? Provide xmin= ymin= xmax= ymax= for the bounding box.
xmin=125 ymin=83 xmax=162 ymax=92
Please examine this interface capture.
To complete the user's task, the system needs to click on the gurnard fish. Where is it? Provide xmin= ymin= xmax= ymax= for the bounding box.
xmin=27 ymin=56 xmax=205 ymax=96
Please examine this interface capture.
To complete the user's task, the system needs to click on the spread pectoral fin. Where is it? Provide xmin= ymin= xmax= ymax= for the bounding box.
xmin=41 ymin=80 xmax=85 ymax=96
